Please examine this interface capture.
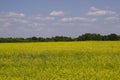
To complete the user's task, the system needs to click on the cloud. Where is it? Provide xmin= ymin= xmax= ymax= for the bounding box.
xmin=0 ymin=12 xmax=25 ymax=18
xmin=105 ymin=16 xmax=119 ymax=21
xmin=8 ymin=12 xmax=25 ymax=17
xmin=0 ymin=18 xmax=6 ymax=22
xmin=10 ymin=18 xmax=28 ymax=24
xmin=29 ymin=23 xmax=46 ymax=27
xmin=87 ymin=7 xmax=117 ymax=16
xmin=61 ymin=17 xmax=96 ymax=22
xmin=32 ymin=16 xmax=55 ymax=21
xmin=50 ymin=11 xmax=64 ymax=16
xmin=0 ymin=12 xmax=47 ymax=27
xmin=3 ymin=22 xmax=12 ymax=27
xmin=0 ymin=12 xmax=27 ymax=24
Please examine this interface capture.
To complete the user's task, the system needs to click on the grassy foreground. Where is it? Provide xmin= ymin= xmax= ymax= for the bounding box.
xmin=0 ymin=41 xmax=120 ymax=80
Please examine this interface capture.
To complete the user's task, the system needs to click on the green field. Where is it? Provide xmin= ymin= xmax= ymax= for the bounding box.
xmin=0 ymin=41 xmax=120 ymax=80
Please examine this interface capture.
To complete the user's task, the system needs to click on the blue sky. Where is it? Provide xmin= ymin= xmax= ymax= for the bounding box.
xmin=0 ymin=0 xmax=120 ymax=37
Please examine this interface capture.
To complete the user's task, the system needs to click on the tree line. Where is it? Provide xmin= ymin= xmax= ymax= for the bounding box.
xmin=0 ymin=33 xmax=120 ymax=42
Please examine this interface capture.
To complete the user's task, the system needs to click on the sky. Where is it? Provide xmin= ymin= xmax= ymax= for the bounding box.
xmin=0 ymin=0 xmax=120 ymax=37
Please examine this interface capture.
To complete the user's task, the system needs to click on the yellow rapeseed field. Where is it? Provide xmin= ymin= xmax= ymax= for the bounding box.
xmin=0 ymin=41 xmax=120 ymax=80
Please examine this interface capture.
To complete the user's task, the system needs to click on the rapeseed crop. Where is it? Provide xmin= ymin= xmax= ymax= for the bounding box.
xmin=0 ymin=41 xmax=120 ymax=80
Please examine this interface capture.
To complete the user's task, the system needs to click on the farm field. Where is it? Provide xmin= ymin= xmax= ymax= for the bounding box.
xmin=0 ymin=41 xmax=120 ymax=80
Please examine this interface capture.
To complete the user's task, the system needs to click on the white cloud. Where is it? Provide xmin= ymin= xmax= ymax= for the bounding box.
xmin=0 ymin=12 xmax=47 ymax=27
xmin=0 ymin=12 xmax=27 ymax=25
xmin=87 ymin=7 xmax=117 ymax=16
xmin=61 ymin=17 xmax=96 ymax=22
xmin=0 ymin=12 xmax=25 ymax=18
xmin=50 ymin=11 xmax=64 ymax=16
xmin=105 ymin=16 xmax=119 ymax=21
xmin=8 ymin=12 xmax=25 ymax=17
xmin=3 ymin=22 xmax=12 ymax=27
xmin=0 ymin=18 xmax=6 ymax=22
xmin=11 ymin=18 xmax=28 ymax=24
xmin=32 ymin=16 xmax=55 ymax=21
xmin=29 ymin=23 xmax=46 ymax=27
